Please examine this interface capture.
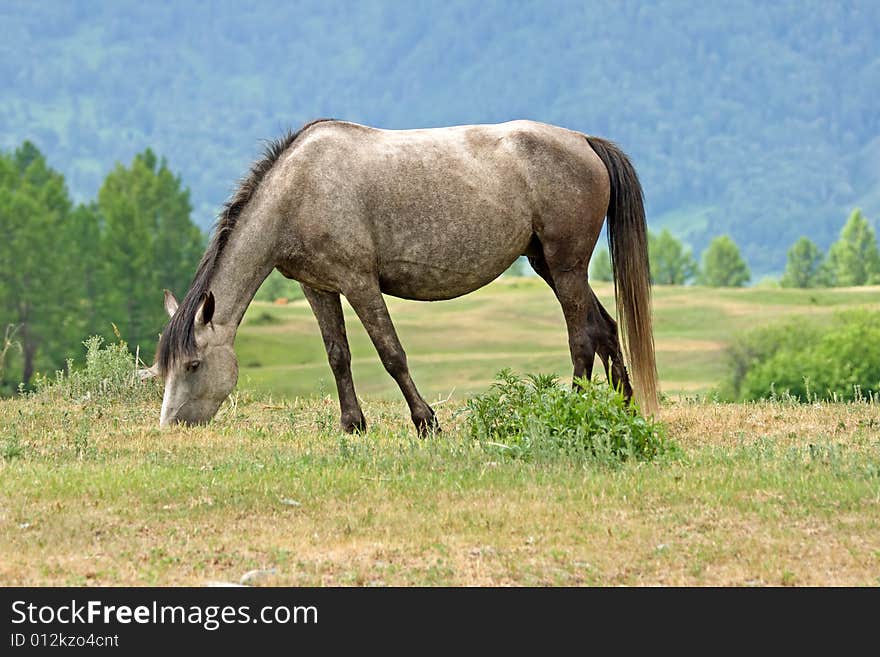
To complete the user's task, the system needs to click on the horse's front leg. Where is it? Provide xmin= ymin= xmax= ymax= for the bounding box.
xmin=343 ymin=281 xmax=440 ymax=436
xmin=301 ymin=284 xmax=367 ymax=433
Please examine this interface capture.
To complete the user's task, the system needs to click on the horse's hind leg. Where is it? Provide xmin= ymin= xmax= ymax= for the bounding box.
xmin=589 ymin=288 xmax=634 ymax=401
xmin=343 ymin=283 xmax=439 ymax=436
xmin=302 ymin=284 xmax=367 ymax=433
xmin=533 ymin=246 xmax=633 ymax=400
xmin=536 ymin=254 xmax=599 ymax=387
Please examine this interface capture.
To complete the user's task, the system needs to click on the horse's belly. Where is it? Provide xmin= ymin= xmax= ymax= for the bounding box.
xmin=378 ymin=262 xmax=507 ymax=301
xmin=377 ymin=221 xmax=532 ymax=301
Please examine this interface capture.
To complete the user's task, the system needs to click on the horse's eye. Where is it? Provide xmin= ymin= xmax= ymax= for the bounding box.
xmin=186 ymin=360 xmax=201 ymax=373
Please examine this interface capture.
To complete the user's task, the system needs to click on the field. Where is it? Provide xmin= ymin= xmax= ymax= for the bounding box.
xmin=1 ymin=280 xmax=879 ymax=586
xmin=236 ymin=279 xmax=880 ymax=399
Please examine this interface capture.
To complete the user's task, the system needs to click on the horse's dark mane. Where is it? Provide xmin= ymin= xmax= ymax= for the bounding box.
xmin=156 ymin=118 xmax=334 ymax=375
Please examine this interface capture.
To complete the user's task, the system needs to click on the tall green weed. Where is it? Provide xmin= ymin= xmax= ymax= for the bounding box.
xmin=463 ymin=370 xmax=675 ymax=463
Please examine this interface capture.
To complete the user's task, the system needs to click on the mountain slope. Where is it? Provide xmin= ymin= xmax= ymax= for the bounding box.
xmin=2 ymin=0 xmax=879 ymax=274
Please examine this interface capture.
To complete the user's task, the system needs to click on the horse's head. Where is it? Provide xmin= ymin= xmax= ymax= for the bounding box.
xmin=150 ymin=289 xmax=238 ymax=427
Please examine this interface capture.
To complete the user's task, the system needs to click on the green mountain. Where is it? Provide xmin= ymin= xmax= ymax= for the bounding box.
xmin=2 ymin=0 xmax=879 ymax=275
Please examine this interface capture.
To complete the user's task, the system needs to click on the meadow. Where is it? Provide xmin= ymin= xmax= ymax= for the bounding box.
xmin=236 ymin=279 xmax=880 ymax=399
xmin=1 ymin=280 xmax=879 ymax=586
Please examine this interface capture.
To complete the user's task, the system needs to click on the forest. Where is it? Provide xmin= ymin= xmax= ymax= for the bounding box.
xmin=2 ymin=1 xmax=879 ymax=275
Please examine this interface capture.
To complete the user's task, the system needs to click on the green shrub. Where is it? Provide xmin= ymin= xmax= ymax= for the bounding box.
xmin=720 ymin=321 xmax=823 ymax=400
xmin=249 ymin=311 xmax=280 ymax=325
xmin=33 ymin=335 xmax=159 ymax=403
xmin=462 ymin=370 xmax=675 ymax=463
xmin=722 ymin=310 xmax=880 ymax=402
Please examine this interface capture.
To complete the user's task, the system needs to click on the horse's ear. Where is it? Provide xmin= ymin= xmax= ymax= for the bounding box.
xmin=163 ymin=289 xmax=179 ymax=318
xmin=197 ymin=291 xmax=215 ymax=325
xmin=138 ymin=362 xmax=159 ymax=381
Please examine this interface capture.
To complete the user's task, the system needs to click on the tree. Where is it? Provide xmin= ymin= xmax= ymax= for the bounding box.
xmin=0 ymin=142 xmax=85 ymax=387
xmin=590 ymin=248 xmax=612 ymax=282
xmin=780 ymin=237 xmax=825 ymax=288
xmin=70 ymin=202 xmax=104 ymax=336
xmin=649 ymin=228 xmax=697 ymax=285
xmin=698 ymin=235 xmax=751 ymax=287
xmin=824 ymin=209 xmax=880 ymax=287
xmin=97 ymin=150 xmax=203 ymax=353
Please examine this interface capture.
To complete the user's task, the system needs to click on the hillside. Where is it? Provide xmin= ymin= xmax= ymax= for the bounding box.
xmin=2 ymin=1 xmax=880 ymax=274
xmin=235 ymin=278 xmax=880 ymax=401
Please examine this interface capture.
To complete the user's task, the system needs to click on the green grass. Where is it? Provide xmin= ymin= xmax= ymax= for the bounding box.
xmin=237 ymin=279 xmax=880 ymax=399
xmin=1 ymin=393 xmax=878 ymax=586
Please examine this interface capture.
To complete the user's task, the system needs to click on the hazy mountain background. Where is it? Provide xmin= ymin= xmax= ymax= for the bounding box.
xmin=2 ymin=0 xmax=879 ymax=275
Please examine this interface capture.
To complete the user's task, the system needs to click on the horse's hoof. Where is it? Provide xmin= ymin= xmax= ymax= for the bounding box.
xmin=414 ymin=413 xmax=441 ymax=437
xmin=342 ymin=414 xmax=367 ymax=434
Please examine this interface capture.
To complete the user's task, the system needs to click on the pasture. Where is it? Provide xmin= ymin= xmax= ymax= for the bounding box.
xmin=1 ymin=280 xmax=879 ymax=586
xmin=236 ymin=279 xmax=880 ymax=399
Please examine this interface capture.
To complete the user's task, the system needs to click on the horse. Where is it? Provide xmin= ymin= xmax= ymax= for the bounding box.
xmin=148 ymin=119 xmax=658 ymax=433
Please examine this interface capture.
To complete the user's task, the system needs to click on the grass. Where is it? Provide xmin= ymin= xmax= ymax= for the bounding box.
xmin=1 ymin=390 xmax=878 ymax=586
xmin=2 ymin=280 xmax=879 ymax=586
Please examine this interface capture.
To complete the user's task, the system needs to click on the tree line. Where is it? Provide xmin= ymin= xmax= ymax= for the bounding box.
xmin=590 ymin=231 xmax=750 ymax=287
xmin=779 ymin=210 xmax=880 ymax=288
xmin=0 ymin=142 xmax=203 ymax=394
xmin=589 ymin=208 xmax=879 ymax=289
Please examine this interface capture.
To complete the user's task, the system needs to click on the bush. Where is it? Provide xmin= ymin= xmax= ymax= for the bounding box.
xmin=721 ymin=310 xmax=880 ymax=402
xmin=33 ymin=335 xmax=159 ymax=403
xmin=462 ymin=370 xmax=674 ymax=463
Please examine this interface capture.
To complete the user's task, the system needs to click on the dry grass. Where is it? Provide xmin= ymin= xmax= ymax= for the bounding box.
xmin=1 ymin=393 xmax=878 ymax=587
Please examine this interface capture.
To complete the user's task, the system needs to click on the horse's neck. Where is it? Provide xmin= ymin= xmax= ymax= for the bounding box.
xmin=210 ymin=215 xmax=276 ymax=334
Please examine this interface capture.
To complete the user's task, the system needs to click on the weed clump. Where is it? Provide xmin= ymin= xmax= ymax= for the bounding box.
xmin=463 ymin=370 xmax=675 ymax=463
xmin=33 ymin=335 xmax=158 ymax=403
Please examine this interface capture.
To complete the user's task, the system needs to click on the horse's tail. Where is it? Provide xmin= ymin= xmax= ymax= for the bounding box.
xmin=585 ymin=136 xmax=659 ymax=414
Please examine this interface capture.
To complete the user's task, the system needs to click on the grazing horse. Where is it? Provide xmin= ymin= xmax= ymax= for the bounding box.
xmin=150 ymin=119 xmax=658 ymax=433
